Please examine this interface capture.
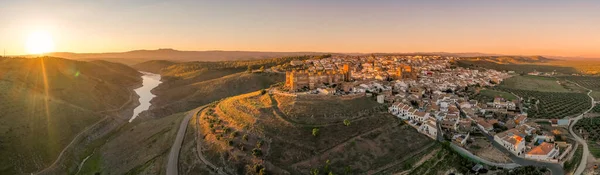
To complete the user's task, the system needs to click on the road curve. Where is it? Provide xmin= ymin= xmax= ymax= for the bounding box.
xmin=166 ymin=106 xmax=207 ymax=175
xmin=567 ymin=81 xmax=595 ymax=175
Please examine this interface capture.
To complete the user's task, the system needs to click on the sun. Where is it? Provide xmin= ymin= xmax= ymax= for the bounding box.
xmin=26 ymin=31 xmax=55 ymax=54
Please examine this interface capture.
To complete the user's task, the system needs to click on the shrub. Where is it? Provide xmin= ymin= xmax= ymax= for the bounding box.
xmin=243 ymin=134 xmax=248 ymax=141
xmin=343 ymin=119 xmax=351 ymax=126
xmin=256 ymin=140 xmax=263 ymax=147
xmin=312 ymin=128 xmax=320 ymax=137
xmin=252 ymin=148 xmax=262 ymax=156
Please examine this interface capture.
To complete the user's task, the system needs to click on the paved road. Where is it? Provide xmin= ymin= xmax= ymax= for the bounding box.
xmin=436 ymin=121 xmax=520 ymax=169
xmin=448 ymin=112 xmax=564 ymax=174
xmin=481 ymin=132 xmax=565 ymax=175
xmin=567 ymin=81 xmax=595 ymax=175
xmin=166 ymin=106 xmax=207 ymax=175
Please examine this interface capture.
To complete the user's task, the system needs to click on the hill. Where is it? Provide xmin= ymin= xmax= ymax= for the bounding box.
xmin=43 ymin=49 xmax=323 ymax=65
xmin=131 ymin=60 xmax=178 ymax=74
xmin=147 ymin=72 xmax=284 ymax=119
xmin=140 ymin=55 xmax=317 ymax=118
xmin=0 ymin=57 xmax=142 ymax=174
xmin=179 ymin=91 xmax=434 ymax=174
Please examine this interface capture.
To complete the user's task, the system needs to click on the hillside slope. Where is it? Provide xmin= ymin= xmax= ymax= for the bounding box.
xmin=141 ymin=56 xmax=314 ymax=118
xmin=147 ymin=72 xmax=284 ymax=118
xmin=0 ymin=57 xmax=141 ymax=174
xmin=131 ymin=60 xmax=178 ymax=74
xmin=180 ymin=91 xmax=434 ymax=174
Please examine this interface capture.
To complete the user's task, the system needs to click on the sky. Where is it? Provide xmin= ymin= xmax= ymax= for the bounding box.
xmin=1 ymin=0 xmax=599 ymax=58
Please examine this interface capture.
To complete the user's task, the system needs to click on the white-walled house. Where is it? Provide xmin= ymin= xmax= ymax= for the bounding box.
xmin=525 ymin=142 xmax=559 ymax=162
xmin=494 ymin=129 xmax=527 ymax=156
xmin=413 ymin=111 xmax=430 ymax=122
xmin=420 ymin=118 xmax=438 ymax=139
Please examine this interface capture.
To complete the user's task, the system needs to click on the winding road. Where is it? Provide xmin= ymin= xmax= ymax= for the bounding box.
xmin=166 ymin=106 xmax=207 ymax=175
xmin=567 ymin=81 xmax=595 ymax=175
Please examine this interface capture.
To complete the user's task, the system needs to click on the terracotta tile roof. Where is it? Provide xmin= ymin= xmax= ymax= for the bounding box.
xmin=527 ymin=142 xmax=556 ymax=155
xmin=415 ymin=111 xmax=427 ymax=117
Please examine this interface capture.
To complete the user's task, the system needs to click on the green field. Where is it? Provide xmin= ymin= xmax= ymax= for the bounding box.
xmin=560 ymin=76 xmax=600 ymax=100
xmin=499 ymin=75 xmax=568 ymax=92
xmin=574 ymin=117 xmax=600 ymax=158
xmin=493 ymin=75 xmax=591 ymax=119
xmin=592 ymin=105 xmax=600 ymax=113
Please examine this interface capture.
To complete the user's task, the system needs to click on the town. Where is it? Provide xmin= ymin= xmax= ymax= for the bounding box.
xmin=280 ymin=54 xmax=574 ymax=172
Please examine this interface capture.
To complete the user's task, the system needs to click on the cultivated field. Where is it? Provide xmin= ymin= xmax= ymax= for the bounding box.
xmin=494 ymin=75 xmax=591 ymax=119
xmin=560 ymin=76 xmax=600 ymax=100
xmin=574 ymin=117 xmax=600 ymax=158
xmin=186 ymin=91 xmax=434 ymax=174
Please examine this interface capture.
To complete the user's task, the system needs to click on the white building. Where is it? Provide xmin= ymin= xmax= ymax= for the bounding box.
xmin=377 ymin=95 xmax=385 ymax=104
xmin=525 ymin=142 xmax=559 ymax=162
xmin=420 ymin=118 xmax=438 ymax=139
xmin=494 ymin=129 xmax=527 ymax=156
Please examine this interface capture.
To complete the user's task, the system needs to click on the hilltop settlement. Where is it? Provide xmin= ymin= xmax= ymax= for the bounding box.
xmin=280 ymin=55 xmax=573 ymax=167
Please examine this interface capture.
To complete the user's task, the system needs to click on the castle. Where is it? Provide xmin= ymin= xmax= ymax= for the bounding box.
xmin=285 ymin=64 xmax=416 ymax=92
xmin=285 ymin=64 xmax=351 ymax=91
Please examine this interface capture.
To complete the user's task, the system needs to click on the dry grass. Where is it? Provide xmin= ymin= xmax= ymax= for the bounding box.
xmin=0 ymin=57 xmax=141 ymax=174
xmin=192 ymin=91 xmax=433 ymax=174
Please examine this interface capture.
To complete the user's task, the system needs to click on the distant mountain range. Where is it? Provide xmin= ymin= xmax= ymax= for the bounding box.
xmin=41 ymin=49 xmax=324 ymax=65
xmin=23 ymin=49 xmax=596 ymax=65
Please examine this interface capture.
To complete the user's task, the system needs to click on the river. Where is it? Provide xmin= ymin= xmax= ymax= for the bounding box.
xmin=128 ymin=71 xmax=162 ymax=122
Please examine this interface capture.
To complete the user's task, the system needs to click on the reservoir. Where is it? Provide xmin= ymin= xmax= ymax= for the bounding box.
xmin=129 ymin=72 xmax=162 ymax=122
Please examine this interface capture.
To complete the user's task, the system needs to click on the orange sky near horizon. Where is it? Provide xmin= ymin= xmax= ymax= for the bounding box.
xmin=1 ymin=0 xmax=599 ymax=58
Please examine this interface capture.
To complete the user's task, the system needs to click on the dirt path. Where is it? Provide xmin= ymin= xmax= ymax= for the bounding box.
xmin=192 ymin=106 xmax=229 ymax=175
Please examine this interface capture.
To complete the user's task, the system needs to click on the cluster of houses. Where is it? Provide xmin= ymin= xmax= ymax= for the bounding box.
xmin=377 ymin=61 xmax=572 ymax=164
xmin=283 ymin=54 xmax=573 ymax=164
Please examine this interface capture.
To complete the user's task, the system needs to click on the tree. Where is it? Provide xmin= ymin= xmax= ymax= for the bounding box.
xmin=247 ymin=65 xmax=253 ymax=73
xmin=343 ymin=119 xmax=351 ymax=126
xmin=310 ymin=169 xmax=319 ymax=175
xmin=259 ymin=168 xmax=266 ymax=175
xmin=312 ymin=128 xmax=320 ymax=137
xmin=252 ymin=148 xmax=262 ymax=156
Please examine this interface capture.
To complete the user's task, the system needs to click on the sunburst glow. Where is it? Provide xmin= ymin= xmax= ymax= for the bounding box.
xmin=26 ymin=31 xmax=55 ymax=54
